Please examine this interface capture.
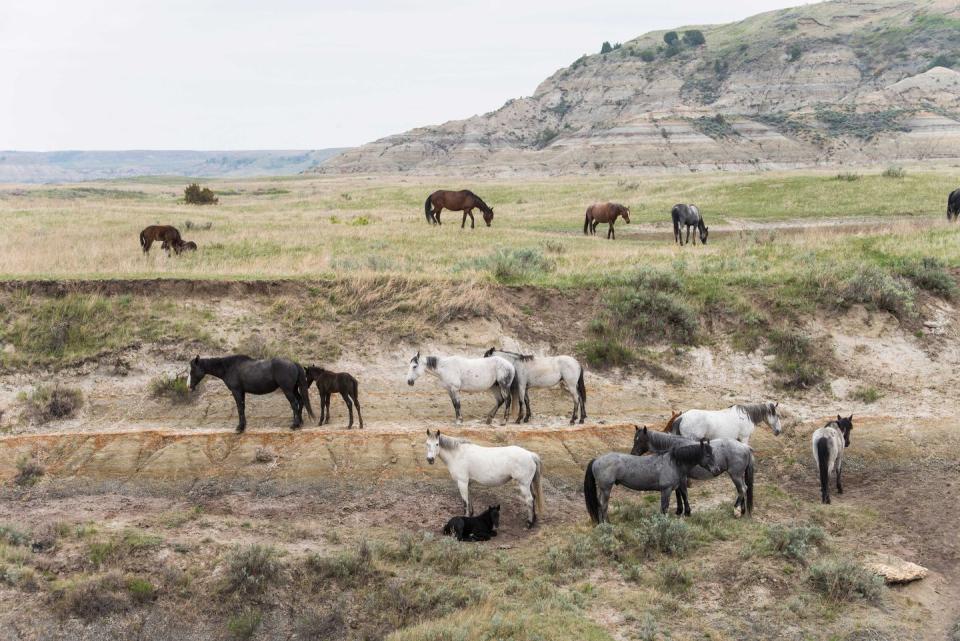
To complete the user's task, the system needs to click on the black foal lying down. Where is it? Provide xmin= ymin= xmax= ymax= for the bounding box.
xmin=443 ymin=505 xmax=500 ymax=542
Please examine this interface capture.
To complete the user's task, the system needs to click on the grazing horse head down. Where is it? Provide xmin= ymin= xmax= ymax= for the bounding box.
xmin=188 ymin=355 xmax=205 ymax=390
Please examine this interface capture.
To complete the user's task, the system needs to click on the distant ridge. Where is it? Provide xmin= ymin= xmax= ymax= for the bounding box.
xmin=0 ymin=149 xmax=348 ymax=183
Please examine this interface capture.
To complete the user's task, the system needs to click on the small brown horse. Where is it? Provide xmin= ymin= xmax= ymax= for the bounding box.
xmin=663 ymin=410 xmax=682 ymax=433
xmin=180 ymin=240 xmax=198 ymax=252
xmin=425 ymin=190 xmax=494 ymax=228
xmin=305 ymin=366 xmax=363 ymax=429
xmin=583 ymin=202 xmax=630 ymax=239
xmin=140 ymin=225 xmax=184 ymax=254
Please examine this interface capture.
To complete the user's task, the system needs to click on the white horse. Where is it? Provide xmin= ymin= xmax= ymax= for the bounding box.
xmin=425 ymin=429 xmax=544 ymax=527
xmin=812 ymin=415 xmax=853 ymax=504
xmin=406 ymin=352 xmax=515 ymax=425
xmin=483 ymin=348 xmax=586 ymax=424
xmin=671 ymin=402 xmax=782 ymax=445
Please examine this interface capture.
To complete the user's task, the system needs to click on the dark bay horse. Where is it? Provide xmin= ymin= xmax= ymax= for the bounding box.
xmin=424 ymin=190 xmax=494 ymax=228
xmin=304 ymin=366 xmax=363 ymax=429
xmin=140 ymin=225 xmax=185 ymax=254
xmin=180 ymin=240 xmax=198 ymax=252
xmin=583 ymin=202 xmax=630 ymax=239
xmin=948 ymin=188 xmax=959 ymax=221
xmin=188 ymin=355 xmax=314 ymax=432
xmin=671 ymin=204 xmax=708 ymax=245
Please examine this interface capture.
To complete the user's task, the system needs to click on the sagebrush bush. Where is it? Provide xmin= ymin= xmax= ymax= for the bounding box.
xmin=896 ymin=257 xmax=956 ymax=299
xmin=838 ymin=266 xmax=915 ymax=317
xmin=222 ymin=544 xmax=282 ymax=595
xmin=54 ymin=572 xmax=130 ymax=621
xmin=19 ymin=385 xmax=83 ymax=424
xmin=484 ymin=248 xmax=555 ymax=284
xmin=305 ymin=541 xmax=374 ymax=586
xmin=882 ymin=166 xmax=906 ymax=179
xmin=656 ymin=561 xmax=692 ymax=593
xmin=14 ymin=456 xmax=44 ymax=487
xmin=577 ymin=338 xmax=634 ymax=368
xmin=765 ymin=524 xmax=826 ymax=562
xmin=767 ymin=329 xmax=825 ymax=389
xmin=149 ymin=374 xmax=190 ymax=404
xmin=227 ymin=610 xmax=262 ymax=640
xmin=808 ymin=558 xmax=883 ymax=601
xmin=184 ymin=183 xmax=218 ymax=205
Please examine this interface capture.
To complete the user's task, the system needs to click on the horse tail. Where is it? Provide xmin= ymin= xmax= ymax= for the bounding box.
xmin=583 ymin=459 xmax=600 ymax=524
xmin=424 ymin=194 xmax=434 ymax=224
xmin=815 ymin=436 xmax=830 ymax=499
xmin=672 ymin=206 xmax=681 ymax=241
xmin=532 ymin=455 xmax=545 ymax=516
xmin=139 ymin=229 xmax=147 ymax=251
xmin=745 ymin=452 xmax=755 ymax=516
xmin=583 ymin=208 xmax=591 ymax=234
xmin=297 ymin=366 xmax=315 ymax=420
xmin=576 ymin=365 xmax=586 ymax=410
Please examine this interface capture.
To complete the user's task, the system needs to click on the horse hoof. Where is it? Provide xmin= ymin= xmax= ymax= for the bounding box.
xmin=235 ymin=427 xmax=245 ymax=434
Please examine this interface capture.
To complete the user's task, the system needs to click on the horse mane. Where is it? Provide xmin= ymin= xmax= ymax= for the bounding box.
xmin=663 ymin=410 xmax=681 ymax=432
xmin=494 ymin=349 xmax=534 ymax=361
xmin=670 ymin=442 xmax=707 ymax=465
xmin=734 ymin=403 xmax=773 ymax=424
xmin=425 ymin=356 xmax=439 ymax=370
xmin=465 ymin=191 xmax=492 ymax=214
xmin=647 ymin=430 xmax=688 ymax=451
xmin=438 ymin=434 xmax=470 ymax=450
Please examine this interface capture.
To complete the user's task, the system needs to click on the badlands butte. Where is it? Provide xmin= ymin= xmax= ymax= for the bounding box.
xmin=319 ymin=0 xmax=960 ymax=175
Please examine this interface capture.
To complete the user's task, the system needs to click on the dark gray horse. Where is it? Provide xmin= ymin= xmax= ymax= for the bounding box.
xmin=632 ymin=426 xmax=754 ymax=517
xmin=812 ymin=415 xmax=853 ymax=504
xmin=948 ymin=188 xmax=959 ymax=221
xmin=583 ymin=441 xmax=719 ymax=523
xmin=671 ymin=203 xmax=708 ymax=245
xmin=188 ymin=355 xmax=314 ymax=432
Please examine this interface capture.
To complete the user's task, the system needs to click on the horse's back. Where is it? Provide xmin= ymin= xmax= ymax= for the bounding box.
xmin=461 ymin=443 xmax=537 ymax=483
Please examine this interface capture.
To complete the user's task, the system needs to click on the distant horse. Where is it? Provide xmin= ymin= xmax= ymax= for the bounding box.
xmin=426 ymin=430 xmax=544 ymax=527
xmin=424 ymin=190 xmax=494 ymax=228
xmin=632 ymin=426 xmax=754 ymax=517
xmin=671 ymin=204 xmax=708 ymax=245
xmin=140 ymin=225 xmax=184 ymax=254
xmin=406 ymin=352 xmax=515 ymax=425
xmin=812 ymin=415 xmax=853 ymax=504
xmin=583 ymin=202 xmax=630 ymax=239
xmin=483 ymin=348 xmax=586 ymax=424
xmin=583 ymin=441 xmax=719 ymax=523
xmin=188 ymin=355 xmax=314 ymax=432
xmin=948 ymin=188 xmax=960 ymax=221
xmin=304 ymin=365 xmax=363 ymax=429
xmin=180 ymin=240 xmax=198 ymax=252
xmin=671 ymin=402 xmax=782 ymax=445
xmin=443 ymin=505 xmax=500 ymax=541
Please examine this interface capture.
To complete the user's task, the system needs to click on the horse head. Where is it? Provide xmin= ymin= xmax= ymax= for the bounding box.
xmin=699 ymin=439 xmax=721 ymax=475
xmin=188 ymin=355 xmax=205 ymax=391
xmin=487 ymin=505 xmax=501 ymax=531
xmin=699 ymin=224 xmax=709 ymax=244
xmin=837 ymin=414 xmax=853 ymax=447
xmin=620 ymin=205 xmax=631 ymax=224
xmin=482 ymin=208 xmax=494 ymax=226
xmin=631 ymin=425 xmax=650 ymax=456
xmin=406 ymin=352 xmax=424 ymax=386
xmin=768 ymin=402 xmax=782 ymax=435
xmin=425 ymin=429 xmax=440 ymax=464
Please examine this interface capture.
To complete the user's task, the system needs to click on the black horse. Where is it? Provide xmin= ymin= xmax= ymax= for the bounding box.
xmin=188 ymin=355 xmax=314 ymax=432
xmin=304 ymin=366 xmax=363 ymax=429
xmin=948 ymin=188 xmax=959 ymax=222
xmin=443 ymin=505 xmax=500 ymax=542
xmin=671 ymin=204 xmax=708 ymax=245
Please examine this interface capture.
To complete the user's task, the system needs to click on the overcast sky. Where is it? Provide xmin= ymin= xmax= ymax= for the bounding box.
xmin=1 ymin=0 xmax=809 ymax=151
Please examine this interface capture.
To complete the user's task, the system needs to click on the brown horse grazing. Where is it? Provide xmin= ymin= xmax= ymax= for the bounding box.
xmin=180 ymin=240 xmax=198 ymax=252
xmin=304 ymin=366 xmax=363 ymax=429
xmin=583 ymin=202 xmax=630 ymax=239
xmin=140 ymin=225 xmax=184 ymax=254
xmin=424 ymin=190 xmax=494 ymax=228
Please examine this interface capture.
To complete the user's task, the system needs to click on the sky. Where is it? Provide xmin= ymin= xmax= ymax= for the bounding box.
xmin=1 ymin=0 xmax=809 ymax=151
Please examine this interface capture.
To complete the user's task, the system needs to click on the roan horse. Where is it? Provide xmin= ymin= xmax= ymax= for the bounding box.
xmin=304 ymin=365 xmax=363 ymax=429
xmin=632 ymin=426 xmax=755 ymax=517
xmin=426 ymin=430 xmax=544 ymax=528
xmin=140 ymin=225 xmax=185 ymax=254
xmin=671 ymin=402 xmax=782 ymax=445
xmin=406 ymin=352 xmax=515 ymax=425
xmin=583 ymin=202 xmax=630 ymax=239
xmin=671 ymin=204 xmax=708 ymax=245
xmin=583 ymin=440 xmax=719 ymax=523
xmin=948 ymin=188 xmax=960 ymax=221
xmin=188 ymin=355 xmax=314 ymax=432
xmin=483 ymin=348 xmax=586 ymax=424
xmin=424 ymin=190 xmax=494 ymax=228
xmin=812 ymin=415 xmax=853 ymax=504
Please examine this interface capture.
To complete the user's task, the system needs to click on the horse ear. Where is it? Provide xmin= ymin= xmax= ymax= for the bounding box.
xmin=838 ymin=414 xmax=842 ymax=421
xmin=193 ymin=354 xmax=199 ymax=363
xmin=848 ymin=414 xmax=853 ymax=422
xmin=642 ymin=426 xmax=648 ymax=433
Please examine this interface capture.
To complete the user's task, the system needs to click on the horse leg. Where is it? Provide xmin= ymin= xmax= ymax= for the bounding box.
xmin=448 ymin=389 xmax=463 ymax=424
xmin=351 ymin=391 xmax=363 ymax=429
xmin=518 ymin=478 xmax=536 ymax=528
xmin=679 ymin=479 xmax=691 ymax=516
xmin=282 ymin=387 xmax=302 ymax=429
xmin=486 ymin=387 xmax=505 ymax=426
xmin=523 ymin=390 xmax=532 ymax=423
xmin=340 ymin=391 xmax=354 ymax=429
xmin=732 ymin=474 xmax=747 ymax=517
xmin=835 ymin=460 xmax=843 ymax=495
xmin=685 ymin=226 xmax=691 ymax=245
xmin=675 ymin=488 xmax=684 ymax=516
xmin=468 ymin=210 xmax=475 ymax=229
xmin=231 ymin=389 xmax=247 ymax=433
xmin=461 ymin=210 xmax=468 ymax=229
xmin=457 ymin=479 xmax=471 ymax=516
xmin=599 ymin=485 xmax=611 ymax=524
xmin=660 ymin=488 xmax=673 ymax=515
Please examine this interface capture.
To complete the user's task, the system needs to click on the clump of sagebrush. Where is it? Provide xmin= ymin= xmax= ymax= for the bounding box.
xmin=227 ymin=610 xmax=262 ymax=640
xmin=149 ymin=373 xmax=190 ymax=404
xmin=484 ymin=248 xmax=555 ymax=284
xmin=656 ymin=561 xmax=692 ymax=593
xmin=896 ymin=257 xmax=956 ymax=299
xmin=766 ymin=329 xmax=827 ymax=390
xmin=183 ymin=220 xmax=213 ymax=231
xmin=765 ymin=524 xmax=826 ymax=563
xmin=14 ymin=455 xmax=44 ymax=487
xmin=882 ymin=165 xmax=906 ymax=179
xmin=19 ymin=385 xmax=83 ymax=424
xmin=253 ymin=447 xmax=275 ymax=463
xmin=184 ymin=183 xmax=218 ymax=205
xmin=577 ymin=337 xmax=634 ymax=368
xmin=222 ymin=544 xmax=282 ymax=596
xmin=808 ymin=558 xmax=884 ymax=602
xmin=54 ymin=572 xmax=131 ymax=621
xmin=835 ymin=172 xmax=861 ymax=181
xmin=304 ymin=541 xmax=375 ymax=587
xmin=607 ymin=268 xmax=698 ymax=344
xmin=837 ymin=266 xmax=915 ymax=317
xmin=850 ymin=386 xmax=882 ymax=404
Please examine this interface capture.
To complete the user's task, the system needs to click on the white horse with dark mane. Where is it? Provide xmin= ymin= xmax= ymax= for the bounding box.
xmin=425 ymin=429 xmax=544 ymax=527
xmin=406 ymin=352 xmax=515 ymax=425
xmin=671 ymin=402 xmax=782 ymax=445
xmin=483 ymin=348 xmax=586 ymax=424
xmin=812 ymin=415 xmax=853 ymax=504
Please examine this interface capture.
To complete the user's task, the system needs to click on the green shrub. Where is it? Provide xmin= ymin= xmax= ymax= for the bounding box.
xmin=305 ymin=541 xmax=374 ymax=586
xmin=838 ymin=266 xmax=915 ymax=317
xmin=835 ymin=172 xmax=861 ymax=181
xmin=767 ymin=329 xmax=824 ymax=389
xmin=184 ymin=183 xmax=218 ymax=205
xmin=682 ymin=30 xmax=705 ymax=46
xmin=639 ymin=49 xmax=656 ymax=62
xmin=608 ymin=288 xmax=698 ymax=345
xmin=149 ymin=374 xmax=190 ymax=404
xmin=656 ymin=561 xmax=692 ymax=593
xmin=127 ymin=577 xmax=157 ymax=604
xmin=663 ymin=31 xmax=679 ymax=46
xmin=850 ymin=386 xmax=882 ymax=404
xmin=787 ymin=44 xmax=802 ymax=61
xmin=882 ymin=165 xmax=907 ymax=179
xmin=222 ymin=544 xmax=282 ymax=595
xmin=808 ymin=558 xmax=883 ymax=601
xmin=765 ymin=524 xmax=826 ymax=562
xmin=600 ymin=41 xmax=613 ymax=54
xmin=691 ymin=114 xmax=739 ymax=140
xmin=484 ymin=248 xmax=555 ymax=284
xmin=896 ymin=257 xmax=956 ymax=298
xmin=816 ymin=109 xmax=911 ymax=141
xmin=19 ymin=385 xmax=83 ymax=424
xmin=227 ymin=610 xmax=262 ymax=640
xmin=577 ymin=337 xmax=634 ymax=368
xmin=14 ymin=456 xmax=44 ymax=487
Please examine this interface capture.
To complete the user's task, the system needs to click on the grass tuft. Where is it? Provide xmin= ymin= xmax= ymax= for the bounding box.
xmin=808 ymin=558 xmax=884 ymax=601
xmin=222 ymin=544 xmax=282 ymax=596
xmin=19 ymin=385 xmax=83 ymax=424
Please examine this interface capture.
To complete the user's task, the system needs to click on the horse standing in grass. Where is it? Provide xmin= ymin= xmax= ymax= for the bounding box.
xmin=671 ymin=204 xmax=708 ymax=245
xmin=671 ymin=402 xmax=782 ymax=445
xmin=948 ymin=188 xmax=960 ymax=221
xmin=305 ymin=366 xmax=363 ymax=429
xmin=483 ymin=348 xmax=586 ymax=424
xmin=632 ymin=426 xmax=755 ymax=517
xmin=140 ymin=225 xmax=185 ymax=254
xmin=426 ymin=430 xmax=544 ymax=527
xmin=188 ymin=355 xmax=314 ymax=432
xmin=583 ymin=440 xmax=719 ymax=523
xmin=812 ymin=415 xmax=853 ymax=504
xmin=180 ymin=241 xmax=198 ymax=252
xmin=406 ymin=352 xmax=515 ymax=425
xmin=424 ymin=190 xmax=495 ymax=228
xmin=583 ymin=202 xmax=630 ymax=239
